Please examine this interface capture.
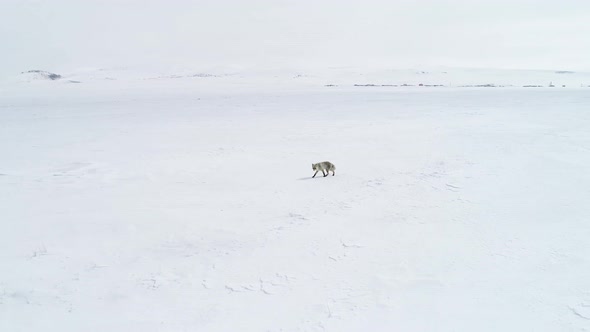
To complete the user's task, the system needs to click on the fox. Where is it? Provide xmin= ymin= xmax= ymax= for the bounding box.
xmin=312 ymin=161 xmax=336 ymax=178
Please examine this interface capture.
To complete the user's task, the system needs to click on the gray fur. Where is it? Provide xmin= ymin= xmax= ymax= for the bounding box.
xmin=312 ymin=161 xmax=336 ymax=178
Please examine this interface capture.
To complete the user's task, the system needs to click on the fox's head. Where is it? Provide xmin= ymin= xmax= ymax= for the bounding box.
xmin=312 ymin=163 xmax=317 ymax=171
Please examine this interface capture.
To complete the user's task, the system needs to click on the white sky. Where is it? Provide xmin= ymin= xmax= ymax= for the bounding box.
xmin=1 ymin=0 xmax=589 ymax=75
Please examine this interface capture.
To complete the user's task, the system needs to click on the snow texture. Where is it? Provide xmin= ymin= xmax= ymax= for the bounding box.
xmin=1 ymin=69 xmax=590 ymax=331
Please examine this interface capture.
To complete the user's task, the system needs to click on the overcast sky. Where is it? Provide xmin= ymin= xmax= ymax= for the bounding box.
xmin=1 ymin=0 xmax=588 ymax=75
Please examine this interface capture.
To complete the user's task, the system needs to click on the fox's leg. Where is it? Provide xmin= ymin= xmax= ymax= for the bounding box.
xmin=313 ymin=171 xmax=319 ymax=178
xmin=332 ymin=170 xmax=335 ymax=176
xmin=323 ymin=170 xmax=327 ymax=177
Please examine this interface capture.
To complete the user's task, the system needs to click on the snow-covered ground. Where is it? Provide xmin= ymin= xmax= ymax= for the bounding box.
xmin=1 ymin=70 xmax=590 ymax=331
